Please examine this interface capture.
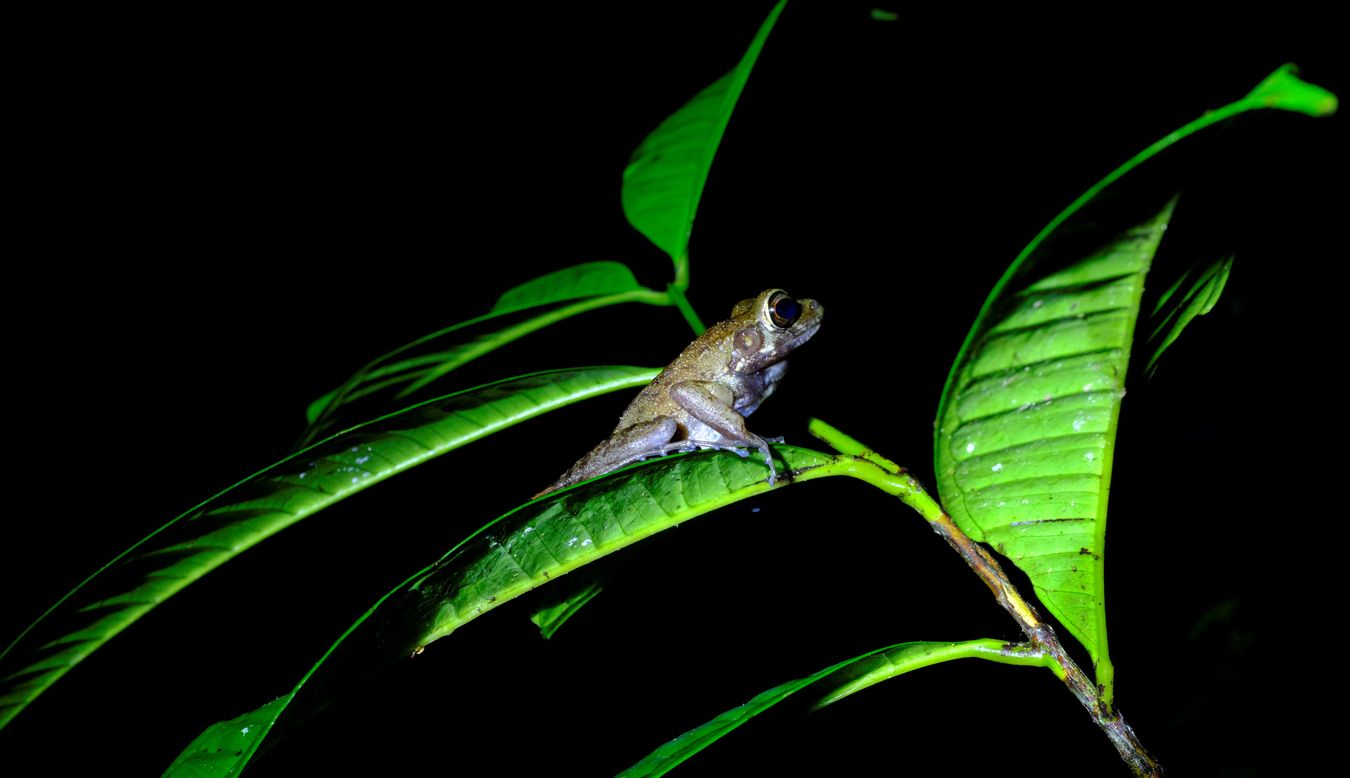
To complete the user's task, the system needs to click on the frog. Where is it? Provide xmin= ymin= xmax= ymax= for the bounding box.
xmin=534 ymin=288 xmax=823 ymax=498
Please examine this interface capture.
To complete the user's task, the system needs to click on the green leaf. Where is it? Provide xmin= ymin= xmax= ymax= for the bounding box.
xmin=489 ymin=260 xmax=640 ymax=316
xmin=301 ymin=262 xmax=664 ymax=439
xmin=620 ymin=640 xmax=1052 ymax=777
xmin=806 ymin=639 xmax=1054 ymax=710
xmin=412 ymin=445 xmax=834 ymax=647
xmin=935 ymin=198 xmax=1175 ymax=693
xmin=1243 ymin=63 xmax=1338 ymax=117
xmin=162 ymin=694 xmax=293 ymax=777
xmin=934 ymin=66 xmax=1337 ymax=700
xmin=621 ymin=0 xmax=786 ymax=286
xmin=303 ymin=388 xmax=341 ymax=425
xmin=0 ymin=366 xmax=657 ymax=730
xmin=168 ymin=445 xmax=837 ymax=774
xmin=619 ymin=652 xmax=881 ymax=778
xmin=1145 ymin=254 xmax=1233 ymax=375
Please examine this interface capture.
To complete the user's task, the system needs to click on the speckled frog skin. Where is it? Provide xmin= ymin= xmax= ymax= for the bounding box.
xmin=536 ymin=289 xmax=823 ymax=497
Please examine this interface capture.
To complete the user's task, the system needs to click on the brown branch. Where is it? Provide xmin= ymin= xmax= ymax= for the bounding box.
xmin=928 ymin=512 xmax=1162 ymax=777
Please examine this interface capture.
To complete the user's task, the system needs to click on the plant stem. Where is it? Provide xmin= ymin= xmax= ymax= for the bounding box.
xmin=806 ymin=419 xmax=1161 ymax=776
xmin=666 ymin=282 xmax=706 ymax=334
xmin=926 ymin=513 xmax=1159 ymax=776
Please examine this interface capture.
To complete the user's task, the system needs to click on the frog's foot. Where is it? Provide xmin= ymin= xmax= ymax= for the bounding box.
xmin=655 ymin=440 xmax=780 ymax=485
xmin=656 ymin=439 xmax=740 ymax=457
xmin=761 ymin=448 xmax=778 ymax=485
xmin=764 ymin=435 xmax=785 ymax=444
xmin=656 ymin=440 xmax=700 ymax=457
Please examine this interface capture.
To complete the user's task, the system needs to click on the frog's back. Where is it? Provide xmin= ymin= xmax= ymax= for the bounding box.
xmin=614 ymin=318 xmax=739 ymax=430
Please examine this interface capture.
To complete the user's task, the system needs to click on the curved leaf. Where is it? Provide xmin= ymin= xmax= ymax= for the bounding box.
xmin=411 ymin=445 xmax=834 ymax=647
xmin=934 ymin=66 xmax=1337 ymax=695
xmin=168 ymin=445 xmax=837 ymax=775
xmin=937 ymin=196 xmax=1174 ymax=678
xmin=0 ymin=366 xmax=657 ymax=730
xmin=301 ymin=263 xmax=664 ymax=439
xmin=621 ymin=0 xmax=786 ymax=284
xmin=620 ymin=640 xmax=1052 ymax=777
xmin=805 ymin=639 xmax=1054 ymax=710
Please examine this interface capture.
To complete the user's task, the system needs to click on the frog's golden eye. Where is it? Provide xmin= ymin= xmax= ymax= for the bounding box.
xmin=767 ymin=292 xmax=802 ymax=329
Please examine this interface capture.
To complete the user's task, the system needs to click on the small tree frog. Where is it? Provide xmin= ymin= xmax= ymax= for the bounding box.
xmin=535 ymin=288 xmax=823 ymax=497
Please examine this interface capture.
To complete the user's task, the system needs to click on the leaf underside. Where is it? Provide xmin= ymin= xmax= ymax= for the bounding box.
xmin=167 ymin=445 xmax=837 ymax=775
xmin=936 ymin=197 xmax=1177 ymax=671
xmin=0 ymin=366 xmax=656 ymax=730
xmin=933 ymin=65 xmax=1337 ymax=679
xmin=621 ymin=0 xmax=786 ymax=275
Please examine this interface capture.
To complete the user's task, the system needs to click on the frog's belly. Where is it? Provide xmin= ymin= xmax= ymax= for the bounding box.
xmin=681 ymin=417 xmax=733 ymax=446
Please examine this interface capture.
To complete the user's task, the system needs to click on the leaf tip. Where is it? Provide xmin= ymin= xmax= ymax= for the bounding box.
xmin=305 ymin=388 xmax=339 ymax=424
xmin=1246 ymin=63 xmax=1339 ymax=117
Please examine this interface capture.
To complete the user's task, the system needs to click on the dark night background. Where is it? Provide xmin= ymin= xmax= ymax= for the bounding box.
xmin=5 ymin=3 xmax=1341 ymax=775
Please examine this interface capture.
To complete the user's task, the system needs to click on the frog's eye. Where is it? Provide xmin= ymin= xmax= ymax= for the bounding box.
xmin=767 ymin=292 xmax=802 ymax=329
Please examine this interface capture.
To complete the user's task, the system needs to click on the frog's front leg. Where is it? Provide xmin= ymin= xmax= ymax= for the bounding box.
xmin=534 ymin=418 xmax=678 ymax=497
xmin=667 ymin=380 xmax=778 ymax=484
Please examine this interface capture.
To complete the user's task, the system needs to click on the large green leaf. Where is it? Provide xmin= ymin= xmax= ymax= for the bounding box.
xmin=620 ymin=639 xmax=1051 ymax=778
xmin=621 ymin=0 xmax=786 ymax=285
xmin=0 ymin=366 xmax=657 ymax=730
xmin=938 ymin=199 xmax=1175 ymax=676
xmin=301 ymin=262 xmax=664 ymax=441
xmin=411 ymin=445 xmax=834 ymax=647
xmin=933 ymin=66 xmax=1337 ymax=695
xmin=167 ymin=445 xmax=837 ymax=775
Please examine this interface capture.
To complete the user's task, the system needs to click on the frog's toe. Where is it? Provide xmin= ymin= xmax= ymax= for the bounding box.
xmin=765 ymin=435 xmax=785 ymax=444
xmin=760 ymin=449 xmax=779 ymax=484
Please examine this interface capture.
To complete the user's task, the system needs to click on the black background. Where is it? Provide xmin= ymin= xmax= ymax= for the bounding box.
xmin=4 ymin=2 xmax=1342 ymax=775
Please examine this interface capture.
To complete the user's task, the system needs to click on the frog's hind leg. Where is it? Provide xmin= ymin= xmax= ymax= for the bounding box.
xmin=535 ymin=417 xmax=678 ymax=497
xmin=667 ymin=380 xmax=778 ymax=483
